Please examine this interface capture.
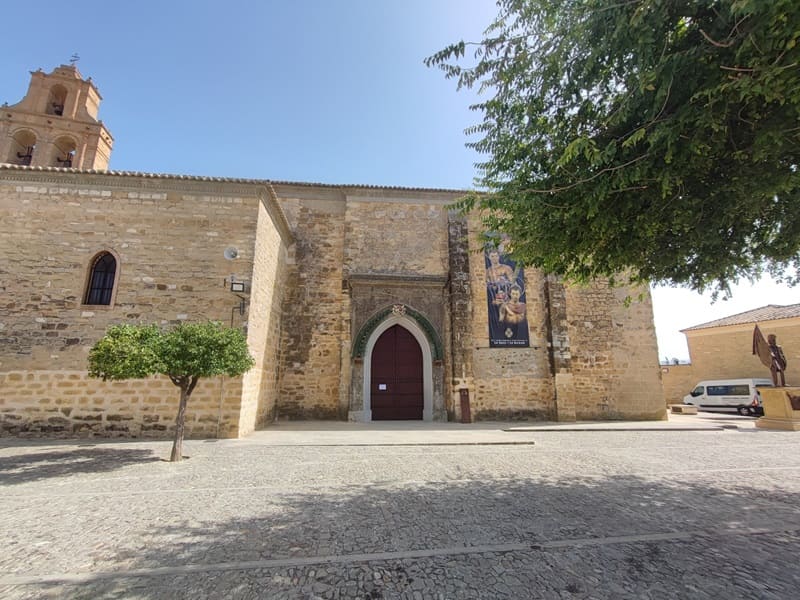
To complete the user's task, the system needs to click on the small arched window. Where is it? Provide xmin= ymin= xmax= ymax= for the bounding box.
xmin=46 ymin=85 xmax=68 ymax=116
xmin=84 ymin=252 xmax=117 ymax=305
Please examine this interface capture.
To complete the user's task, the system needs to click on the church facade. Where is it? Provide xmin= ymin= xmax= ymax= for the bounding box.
xmin=0 ymin=66 xmax=666 ymax=438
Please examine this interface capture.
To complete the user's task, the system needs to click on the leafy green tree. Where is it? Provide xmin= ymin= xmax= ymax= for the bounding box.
xmin=88 ymin=322 xmax=255 ymax=462
xmin=427 ymin=0 xmax=800 ymax=295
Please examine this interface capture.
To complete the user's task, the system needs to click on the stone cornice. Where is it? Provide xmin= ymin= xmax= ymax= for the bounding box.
xmin=343 ymin=189 xmax=463 ymax=205
xmin=0 ymin=164 xmax=295 ymax=245
xmin=1 ymin=107 xmax=107 ymax=130
xmin=0 ymin=165 xmax=462 ymax=245
xmin=263 ymin=182 xmax=294 ymax=245
xmin=347 ymin=273 xmax=448 ymax=287
xmin=273 ymin=180 xmax=467 ymax=195
xmin=0 ymin=164 xmax=269 ymax=196
xmin=0 ymin=164 xmax=469 ymax=195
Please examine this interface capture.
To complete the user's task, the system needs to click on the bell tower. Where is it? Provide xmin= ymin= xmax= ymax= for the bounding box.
xmin=0 ymin=64 xmax=113 ymax=170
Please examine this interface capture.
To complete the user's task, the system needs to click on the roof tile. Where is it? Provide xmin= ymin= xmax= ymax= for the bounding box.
xmin=0 ymin=164 xmax=468 ymax=194
xmin=682 ymin=303 xmax=800 ymax=332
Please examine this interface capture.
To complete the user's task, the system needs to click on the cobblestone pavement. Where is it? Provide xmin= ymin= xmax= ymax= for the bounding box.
xmin=2 ymin=421 xmax=800 ymax=599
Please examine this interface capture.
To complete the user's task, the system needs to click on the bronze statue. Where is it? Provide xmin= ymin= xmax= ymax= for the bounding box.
xmin=753 ymin=325 xmax=788 ymax=387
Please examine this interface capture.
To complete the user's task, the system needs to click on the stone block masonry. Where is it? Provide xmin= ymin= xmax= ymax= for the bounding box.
xmin=564 ymin=282 xmax=666 ymax=420
xmin=465 ymin=213 xmax=556 ymax=420
xmin=464 ymin=213 xmax=665 ymax=422
xmin=0 ymin=63 xmax=669 ymax=437
xmin=0 ymin=180 xmax=259 ymax=371
xmin=275 ymin=191 xmax=348 ymax=420
xmin=238 ymin=199 xmax=290 ymax=435
xmin=343 ymin=196 xmax=449 ymax=277
xmin=446 ymin=212 xmax=474 ymax=420
xmin=661 ymin=364 xmax=696 ymax=405
xmin=0 ymin=169 xmax=291 ymax=438
xmin=0 ymin=371 xmax=242 ymax=438
xmin=1 ymin=165 xmax=667 ymax=437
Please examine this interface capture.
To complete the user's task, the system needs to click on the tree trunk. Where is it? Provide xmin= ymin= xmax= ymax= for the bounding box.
xmin=170 ymin=384 xmax=190 ymax=462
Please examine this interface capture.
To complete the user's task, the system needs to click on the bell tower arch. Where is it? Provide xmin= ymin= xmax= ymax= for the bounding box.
xmin=1 ymin=64 xmax=113 ymax=169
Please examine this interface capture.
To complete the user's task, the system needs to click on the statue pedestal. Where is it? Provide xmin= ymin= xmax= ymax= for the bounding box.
xmin=755 ymin=387 xmax=800 ymax=431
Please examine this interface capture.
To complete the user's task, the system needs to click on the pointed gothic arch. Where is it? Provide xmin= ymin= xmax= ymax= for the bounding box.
xmin=352 ymin=305 xmax=443 ymax=361
xmin=351 ymin=305 xmax=443 ymax=422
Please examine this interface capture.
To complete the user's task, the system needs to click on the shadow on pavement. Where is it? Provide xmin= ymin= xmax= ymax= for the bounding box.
xmin=27 ymin=472 xmax=800 ymax=599
xmin=0 ymin=447 xmax=161 ymax=486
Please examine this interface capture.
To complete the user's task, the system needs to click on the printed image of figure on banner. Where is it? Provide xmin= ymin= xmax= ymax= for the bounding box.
xmin=485 ymin=241 xmax=529 ymax=347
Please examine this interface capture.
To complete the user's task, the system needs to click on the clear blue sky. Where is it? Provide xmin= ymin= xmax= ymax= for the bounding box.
xmin=2 ymin=1 xmax=796 ymax=362
xmin=1 ymin=0 xmax=495 ymax=187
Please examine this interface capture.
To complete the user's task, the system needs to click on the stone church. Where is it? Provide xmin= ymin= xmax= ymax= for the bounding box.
xmin=0 ymin=65 xmax=666 ymax=438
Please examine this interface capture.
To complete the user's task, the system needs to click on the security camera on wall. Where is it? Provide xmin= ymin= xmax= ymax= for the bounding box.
xmin=223 ymin=246 xmax=239 ymax=260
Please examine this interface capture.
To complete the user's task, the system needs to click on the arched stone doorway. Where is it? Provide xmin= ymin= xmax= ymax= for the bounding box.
xmin=350 ymin=306 xmax=444 ymax=422
xmin=370 ymin=324 xmax=423 ymax=420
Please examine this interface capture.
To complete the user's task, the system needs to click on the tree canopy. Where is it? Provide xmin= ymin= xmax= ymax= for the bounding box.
xmin=89 ymin=322 xmax=254 ymax=461
xmin=427 ymin=0 xmax=800 ymax=295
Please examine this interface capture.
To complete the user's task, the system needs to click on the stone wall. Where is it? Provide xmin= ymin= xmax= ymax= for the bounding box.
xmin=343 ymin=193 xmax=450 ymax=278
xmin=0 ymin=371 xmax=242 ymax=438
xmin=567 ymin=281 xmax=666 ymax=420
xmin=1 ymin=168 xmax=669 ymax=434
xmin=462 ymin=214 xmax=664 ymax=422
xmin=274 ymin=186 xmax=460 ymax=421
xmin=0 ymin=169 xmax=288 ymax=437
xmin=446 ymin=212 xmax=473 ymax=421
xmin=275 ymin=187 xmax=347 ymax=419
xmin=564 ymin=283 xmax=665 ymax=420
xmin=466 ymin=215 xmax=555 ymax=420
xmin=344 ymin=192 xmax=451 ymax=341
xmin=238 ymin=196 xmax=290 ymax=436
xmin=660 ymin=364 xmax=696 ymax=405
xmin=544 ymin=277 xmax=575 ymax=420
xmin=343 ymin=191 xmax=458 ymax=421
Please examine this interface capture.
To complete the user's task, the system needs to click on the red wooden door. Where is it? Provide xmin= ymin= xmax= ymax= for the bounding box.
xmin=371 ymin=325 xmax=423 ymax=420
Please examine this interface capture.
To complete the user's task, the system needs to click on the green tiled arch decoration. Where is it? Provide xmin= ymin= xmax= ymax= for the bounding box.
xmin=352 ymin=305 xmax=443 ymax=360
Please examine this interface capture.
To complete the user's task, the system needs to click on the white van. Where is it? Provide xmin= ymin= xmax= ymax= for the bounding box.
xmin=683 ymin=379 xmax=774 ymax=415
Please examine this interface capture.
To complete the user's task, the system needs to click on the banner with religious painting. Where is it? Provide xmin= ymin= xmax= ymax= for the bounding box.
xmin=485 ymin=242 xmax=529 ymax=347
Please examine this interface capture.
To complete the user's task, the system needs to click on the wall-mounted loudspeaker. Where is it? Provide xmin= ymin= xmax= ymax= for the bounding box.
xmin=223 ymin=246 xmax=239 ymax=260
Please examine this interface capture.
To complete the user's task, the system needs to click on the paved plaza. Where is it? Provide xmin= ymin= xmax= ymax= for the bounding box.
xmin=2 ymin=415 xmax=800 ymax=599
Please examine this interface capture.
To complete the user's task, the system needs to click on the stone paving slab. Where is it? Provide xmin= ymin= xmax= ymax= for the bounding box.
xmin=1 ymin=424 xmax=799 ymax=598
xmin=5 ymin=530 xmax=800 ymax=599
xmin=231 ymin=413 xmax=754 ymax=447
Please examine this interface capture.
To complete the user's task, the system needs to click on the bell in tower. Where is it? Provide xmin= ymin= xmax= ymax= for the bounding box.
xmin=0 ymin=63 xmax=114 ymax=170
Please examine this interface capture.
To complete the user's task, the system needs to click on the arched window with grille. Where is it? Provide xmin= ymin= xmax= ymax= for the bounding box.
xmin=84 ymin=252 xmax=117 ymax=305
